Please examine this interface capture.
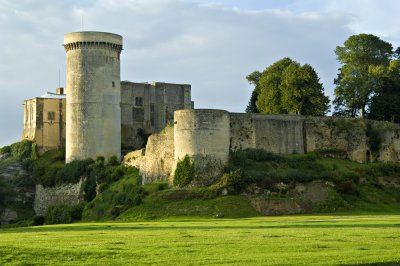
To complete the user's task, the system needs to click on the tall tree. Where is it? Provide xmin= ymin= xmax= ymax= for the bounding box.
xmin=245 ymin=71 xmax=261 ymax=113
xmin=333 ymin=34 xmax=393 ymax=118
xmin=246 ymin=58 xmax=329 ymax=116
xmin=368 ymin=59 xmax=400 ymax=123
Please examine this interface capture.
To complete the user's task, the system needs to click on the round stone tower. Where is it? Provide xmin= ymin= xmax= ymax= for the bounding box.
xmin=173 ymin=109 xmax=230 ymax=185
xmin=64 ymin=31 xmax=123 ymax=163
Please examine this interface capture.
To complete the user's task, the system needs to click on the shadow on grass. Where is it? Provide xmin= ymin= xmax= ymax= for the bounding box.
xmin=1 ymin=223 xmax=400 ymax=234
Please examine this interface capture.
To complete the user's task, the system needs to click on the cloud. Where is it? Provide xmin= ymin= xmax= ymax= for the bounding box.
xmin=0 ymin=0 xmax=397 ymax=147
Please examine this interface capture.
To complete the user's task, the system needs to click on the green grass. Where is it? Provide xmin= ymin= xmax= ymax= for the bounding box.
xmin=120 ymin=195 xmax=259 ymax=220
xmin=1 ymin=215 xmax=400 ymax=265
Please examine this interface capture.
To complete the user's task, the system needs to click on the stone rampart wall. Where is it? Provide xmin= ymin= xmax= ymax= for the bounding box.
xmin=34 ymin=180 xmax=83 ymax=216
xmin=125 ymin=110 xmax=400 ymax=185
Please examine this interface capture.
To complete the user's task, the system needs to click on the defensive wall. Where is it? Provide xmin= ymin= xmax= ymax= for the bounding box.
xmin=125 ymin=109 xmax=400 ymax=185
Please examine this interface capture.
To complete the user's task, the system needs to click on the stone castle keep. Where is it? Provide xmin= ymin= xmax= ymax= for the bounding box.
xmin=23 ymin=32 xmax=193 ymax=158
xmin=23 ymin=31 xmax=400 ymax=186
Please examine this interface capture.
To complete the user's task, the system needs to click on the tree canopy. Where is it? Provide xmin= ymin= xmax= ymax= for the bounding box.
xmin=333 ymin=34 xmax=396 ymax=118
xmin=246 ymin=58 xmax=329 ymax=116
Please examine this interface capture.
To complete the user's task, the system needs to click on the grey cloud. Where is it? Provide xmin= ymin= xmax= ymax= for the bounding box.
xmin=0 ymin=0 xmax=385 ymax=147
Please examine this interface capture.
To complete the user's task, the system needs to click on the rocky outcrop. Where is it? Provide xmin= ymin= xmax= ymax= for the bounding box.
xmin=249 ymin=181 xmax=334 ymax=215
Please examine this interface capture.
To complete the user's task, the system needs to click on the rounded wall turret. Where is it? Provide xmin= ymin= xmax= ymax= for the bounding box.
xmin=173 ymin=109 xmax=230 ymax=185
xmin=64 ymin=31 xmax=123 ymax=162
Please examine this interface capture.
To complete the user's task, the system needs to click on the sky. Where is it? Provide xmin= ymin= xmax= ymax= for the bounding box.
xmin=0 ymin=0 xmax=399 ymax=147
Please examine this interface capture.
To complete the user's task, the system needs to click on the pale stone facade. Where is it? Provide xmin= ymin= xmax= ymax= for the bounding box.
xmin=64 ymin=32 xmax=123 ymax=163
xmin=121 ymin=81 xmax=192 ymax=149
xmin=125 ymin=110 xmax=400 ymax=185
xmin=22 ymin=89 xmax=66 ymax=152
xmin=22 ymin=82 xmax=192 ymax=153
xmin=22 ymin=31 xmax=193 ymax=158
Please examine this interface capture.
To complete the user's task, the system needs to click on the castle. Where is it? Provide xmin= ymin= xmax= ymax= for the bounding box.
xmin=23 ymin=32 xmax=193 ymax=156
xmin=22 ymin=31 xmax=400 ymax=186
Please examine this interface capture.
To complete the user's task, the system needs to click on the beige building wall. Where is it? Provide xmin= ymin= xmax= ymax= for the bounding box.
xmin=64 ymin=31 xmax=123 ymax=162
xmin=22 ymin=92 xmax=66 ymax=152
xmin=121 ymin=81 xmax=192 ymax=150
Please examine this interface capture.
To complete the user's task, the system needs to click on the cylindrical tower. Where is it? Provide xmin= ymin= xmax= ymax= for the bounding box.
xmin=64 ymin=31 xmax=123 ymax=163
xmin=173 ymin=109 xmax=230 ymax=185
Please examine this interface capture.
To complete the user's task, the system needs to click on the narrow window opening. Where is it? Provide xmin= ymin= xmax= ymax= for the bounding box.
xmin=48 ymin=111 xmax=55 ymax=121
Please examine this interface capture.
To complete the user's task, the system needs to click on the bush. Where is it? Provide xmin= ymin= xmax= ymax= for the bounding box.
xmin=56 ymin=158 xmax=94 ymax=184
xmin=84 ymin=175 xmax=97 ymax=202
xmin=366 ymin=123 xmax=382 ymax=156
xmin=0 ymin=145 xmax=11 ymax=155
xmin=32 ymin=216 xmax=45 ymax=226
xmin=108 ymin=155 xmax=119 ymax=166
xmin=10 ymin=140 xmax=33 ymax=161
xmin=218 ymin=170 xmax=244 ymax=190
xmin=46 ymin=203 xmax=85 ymax=224
xmin=46 ymin=204 xmax=73 ymax=224
xmin=173 ymin=155 xmax=195 ymax=187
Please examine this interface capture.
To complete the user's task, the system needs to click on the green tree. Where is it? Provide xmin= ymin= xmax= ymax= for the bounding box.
xmin=247 ymin=58 xmax=329 ymax=115
xmin=280 ymin=63 xmax=330 ymax=115
xmin=173 ymin=155 xmax=195 ymax=187
xmin=245 ymin=71 xmax=261 ymax=113
xmin=333 ymin=34 xmax=394 ymax=118
xmin=368 ymin=60 xmax=400 ymax=123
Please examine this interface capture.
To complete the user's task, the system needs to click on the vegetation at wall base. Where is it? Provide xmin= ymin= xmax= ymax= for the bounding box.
xmin=2 ymin=141 xmax=400 ymax=227
xmin=173 ymin=155 xmax=195 ymax=187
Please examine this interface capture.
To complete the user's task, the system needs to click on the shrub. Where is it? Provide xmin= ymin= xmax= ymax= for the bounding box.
xmin=32 ymin=216 xmax=45 ymax=226
xmin=173 ymin=155 xmax=195 ymax=187
xmin=69 ymin=203 xmax=85 ymax=221
xmin=366 ymin=123 xmax=382 ymax=155
xmin=108 ymin=155 xmax=119 ymax=166
xmin=0 ymin=145 xmax=11 ymax=155
xmin=10 ymin=140 xmax=33 ymax=161
xmin=46 ymin=204 xmax=73 ymax=224
xmin=218 ymin=170 xmax=244 ymax=190
xmin=46 ymin=203 xmax=85 ymax=224
xmin=84 ymin=175 xmax=97 ymax=202
xmin=56 ymin=158 xmax=94 ymax=184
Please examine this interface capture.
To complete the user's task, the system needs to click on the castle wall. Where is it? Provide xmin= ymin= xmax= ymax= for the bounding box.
xmin=120 ymin=81 xmax=192 ymax=150
xmin=174 ymin=109 xmax=230 ymax=185
xmin=64 ymin=32 xmax=123 ymax=162
xmin=130 ymin=110 xmax=400 ymax=186
xmin=253 ymin=114 xmax=304 ymax=154
xmin=229 ymin=113 xmax=256 ymax=151
xmin=121 ymin=82 xmax=150 ymax=149
xmin=34 ymin=180 xmax=83 ymax=216
xmin=124 ymin=126 xmax=175 ymax=184
xmin=303 ymin=117 xmax=369 ymax=162
xmin=22 ymin=97 xmax=66 ymax=152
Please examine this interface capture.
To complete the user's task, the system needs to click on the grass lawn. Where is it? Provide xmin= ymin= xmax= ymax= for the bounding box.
xmin=1 ymin=214 xmax=400 ymax=265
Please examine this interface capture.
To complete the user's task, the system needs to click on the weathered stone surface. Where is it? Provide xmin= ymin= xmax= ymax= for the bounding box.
xmin=250 ymin=181 xmax=333 ymax=215
xmin=121 ymin=81 xmax=192 ymax=150
xmin=64 ymin=31 xmax=122 ymax=162
xmin=174 ymin=109 xmax=231 ymax=182
xmin=22 ymin=95 xmax=66 ymax=153
xmin=0 ymin=208 xmax=18 ymax=224
xmin=128 ymin=110 xmax=400 ymax=186
xmin=34 ymin=180 xmax=83 ymax=216
xmin=124 ymin=126 xmax=174 ymax=184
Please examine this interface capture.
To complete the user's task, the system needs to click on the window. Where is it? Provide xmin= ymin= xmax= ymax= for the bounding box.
xmin=48 ymin=111 xmax=55 ymax=121
xmin=135 ymin=97 xmax=143 ymax=107
xmin=112 ymin=81 xmax=115 ymax=87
